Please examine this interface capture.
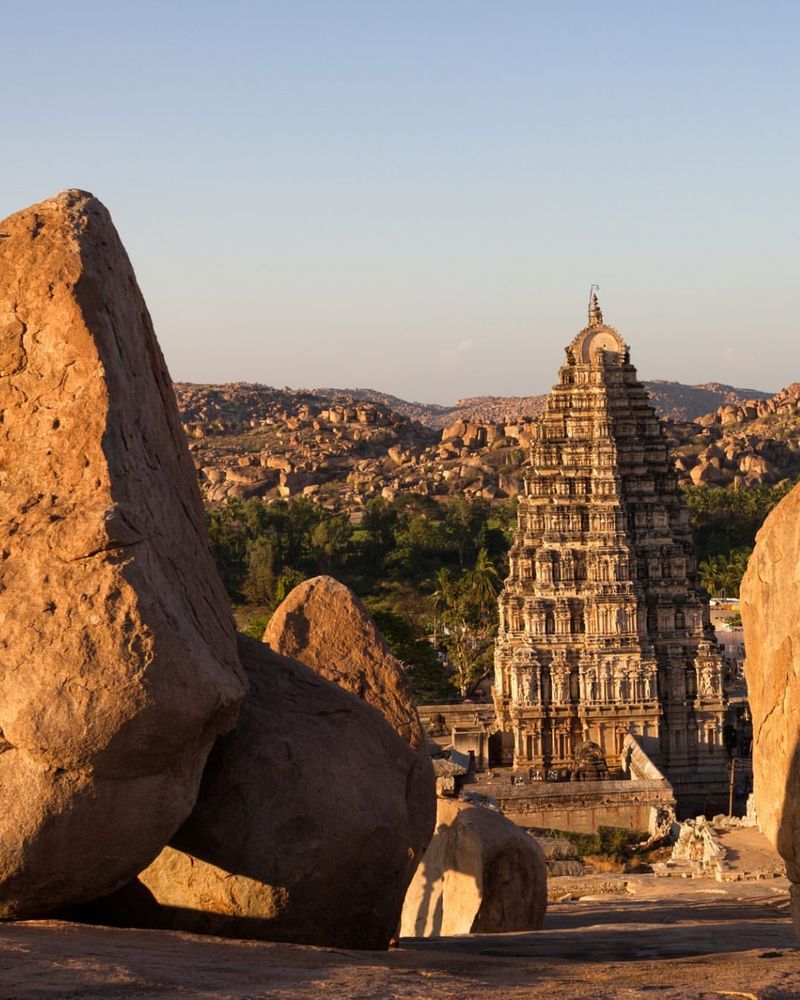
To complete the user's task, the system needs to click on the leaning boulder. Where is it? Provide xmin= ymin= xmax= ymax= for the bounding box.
xmin=741 ymin=482 xmax=800 ymax=936
xmin=0 ymin=191 xmax=246 ymax=917
xmin=264 ymin=575 xmax=435 ymax=863
xmin=400 ymin=797 xmax=547 ymax=937
xmin=264 ymin=575 xmax=425 ymax=748
xmin=138 ymin=635 xmax=430 ymax=949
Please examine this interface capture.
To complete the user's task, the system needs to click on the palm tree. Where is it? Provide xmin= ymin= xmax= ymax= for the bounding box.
xmin=465 ymin=547 xmax=500 ymax=616
xmin=429 ymin=567 xmax=455 ymax=641
xmin=699 ymin=554 xmax=728 ymax=597
xmin=430 ymin=567 xmax=455 ymax=614
xmin=723 ymin=547 xmax=752 ymax=597
xmin=699 ymin=548 xmax=752 ymax=598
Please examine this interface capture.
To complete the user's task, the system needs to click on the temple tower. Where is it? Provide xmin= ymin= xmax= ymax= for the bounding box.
xmin=493 ymin=296 xmax=727 ymax=806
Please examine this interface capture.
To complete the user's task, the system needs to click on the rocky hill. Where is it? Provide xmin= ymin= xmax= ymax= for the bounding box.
xmin=176 ymin=380 xmax=796 ymax=509
xmin=308 ymin=387 xmax=453 ymax=426
xmin=307 ymin=387 xmax=547 ymax=428
xmin=640 ymin=381 xmax=772 ymax=422
xmin=306 ymin=381 xmax=770 ymax=429
xmin=668 ymin=383 xmax=800 ymax=488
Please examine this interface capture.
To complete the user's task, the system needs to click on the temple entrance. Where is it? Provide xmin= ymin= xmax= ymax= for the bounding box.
xmin=488 ymin=730 xmax=514 ymax=767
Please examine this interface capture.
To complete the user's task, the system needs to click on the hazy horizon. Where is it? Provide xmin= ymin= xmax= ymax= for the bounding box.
xmin=2 ymin=2 xmax=797 ymax=401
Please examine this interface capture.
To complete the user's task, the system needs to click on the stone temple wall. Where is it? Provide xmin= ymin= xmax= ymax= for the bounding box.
xmin=474 ymin=776 xmax=674 ymax=835
xmin=420 ymin=711 xmax=676 ymax=835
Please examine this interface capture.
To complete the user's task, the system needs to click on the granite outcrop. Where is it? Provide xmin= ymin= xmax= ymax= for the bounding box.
xmin=741 ymin=481 xmax=800 ymax=936
xmin=0 ymin=190 xmax=246 ymax=917
xmin=400 ymin=797 xmax=547 ymax=937
xmin=138 ymin=635 xmax=430 ymax=949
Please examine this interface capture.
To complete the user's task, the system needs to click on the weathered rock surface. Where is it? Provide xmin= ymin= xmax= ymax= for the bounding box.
xmin=741 ymin=481 xmax=800 ymax=936
xmin=138 ymin=634 xmax=430 ymax=949
xmin=400 ymin=798 xmax=547 ymax=937
xmin=264 ymin=575 xmax=435 ymax=870
xmin=5 ymin=883 xmax=800 ymax=1000
xmin=264 ymin=575 xmax=425 ymax=749
xmin=0 ymin=191 xmax=246 ymax=917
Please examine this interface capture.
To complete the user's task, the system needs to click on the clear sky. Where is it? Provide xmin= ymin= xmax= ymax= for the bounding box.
xmin=1 ymin=1 xmax=797 ymax=403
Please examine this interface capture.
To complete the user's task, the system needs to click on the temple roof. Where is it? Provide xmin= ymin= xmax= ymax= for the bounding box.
xmin=568 ymin=291 xmax=628 ymax=366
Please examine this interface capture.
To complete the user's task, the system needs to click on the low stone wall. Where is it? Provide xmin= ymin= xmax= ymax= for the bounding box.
xmin=421 ymin=712 xmax=677 ymax=834
xmin=468 ymin=776 xmax=675 ymax=834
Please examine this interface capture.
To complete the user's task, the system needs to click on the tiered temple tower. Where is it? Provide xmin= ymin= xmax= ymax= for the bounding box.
xmin=493 ymin=295 xmax=727 ymax=804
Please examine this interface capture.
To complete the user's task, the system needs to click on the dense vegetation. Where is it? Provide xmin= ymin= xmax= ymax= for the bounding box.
xmin=206 ymin=494 xmax=517 ymax=703
xmin=205 ymin=480 xmax=794 ymax=703
xmin=684 ymin=481 xmax=794 ymax=598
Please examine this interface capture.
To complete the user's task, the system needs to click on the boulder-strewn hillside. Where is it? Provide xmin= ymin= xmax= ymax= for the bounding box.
xmin=305 ymin=381 xmax=770 ymax=429
xmin=175 ymin=383 xmax=440 ymax=505
xmin=668 ymin=383 xmax=800 ymax=488
xmin=642 ymin=381 xmax=772 ymax=422
xmin=176 ymin=380 xmax=795 ymax=508
xmin=308 ymin=387 xmax=453 ymax=426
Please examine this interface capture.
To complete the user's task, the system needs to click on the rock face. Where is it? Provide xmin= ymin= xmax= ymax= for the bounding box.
xmin=400 ymin=798 xmax=547 ymax=937
xmin=264 ymin=575 xmax=424 ymax=748
xmin=264 ymin=575 xmax=436 ymax=870
xmin=0 ymin=191 xmax=246 ymax=917
xmin=138 ymin=635 xmax=431 ymax=949
xmin=741 ymin=482 xmax=800 ymax=936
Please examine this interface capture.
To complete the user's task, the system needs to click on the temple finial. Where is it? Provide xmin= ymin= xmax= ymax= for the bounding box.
xmin=588 ymin=284 xmax=603 ymax=326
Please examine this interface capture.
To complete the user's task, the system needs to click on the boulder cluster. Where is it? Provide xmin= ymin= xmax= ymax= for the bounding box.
xmin=176 ymin=377 xmax=800 ymax=512
xmin=668 ymin=384 xmax=800 ymax=488
xmin=0 ymin=190 xmax=547 ymax=947
xmin=0 ymin=191 xmax=434 ymax=947
xmin=177 ymin=381 xmax=537 ymax=506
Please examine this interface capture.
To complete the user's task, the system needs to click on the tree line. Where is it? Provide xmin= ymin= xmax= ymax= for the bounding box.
xmin=206 ymin=494 xmax=516 ymax=702
xmin=205 ymin=480 xmax=794 ymax=703
xmin=684 ymin=481 xmax=794 ymax=598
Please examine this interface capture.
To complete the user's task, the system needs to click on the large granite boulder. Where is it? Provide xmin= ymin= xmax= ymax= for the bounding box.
xmin=137 ymin=635 xmax=430 ymax=949
xmin=264 ymin=575 xmax=435 ymax=864
xmin=400 ymin=798 xmax=547 ymax=937
xmin=741 ymin=482 xmax=800 ymax=936
xmin=263 ymin=575 xmax=425 ymax=748
xmin=0 ymin=191 xmax=246 ymax=917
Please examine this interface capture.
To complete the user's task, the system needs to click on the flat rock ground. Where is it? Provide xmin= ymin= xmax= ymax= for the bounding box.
xmin=1 ymin=833 xmax=796 ymax=1000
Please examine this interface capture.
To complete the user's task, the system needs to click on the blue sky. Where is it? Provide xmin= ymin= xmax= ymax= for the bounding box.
xmin=1 ymin=1 xmax=797 ymax=402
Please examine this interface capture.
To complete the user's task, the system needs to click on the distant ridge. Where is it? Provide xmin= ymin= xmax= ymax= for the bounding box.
xmin=307 ymin=381 xmax=773 ymax=428
xmin=173 ymin=379 xmax=796 ymax=508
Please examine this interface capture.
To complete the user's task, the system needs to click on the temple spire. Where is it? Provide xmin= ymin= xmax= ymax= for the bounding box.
xmin=588 ymin=284 xmax=603 ymax=327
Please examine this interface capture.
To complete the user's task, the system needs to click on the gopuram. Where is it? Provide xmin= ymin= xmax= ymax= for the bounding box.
xmin=492 ymin=294 xmax=728 ymax=809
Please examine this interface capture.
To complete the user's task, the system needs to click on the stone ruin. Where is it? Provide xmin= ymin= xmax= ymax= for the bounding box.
xmin=669 ymin=816 xmax=728 ymax=873
xmin=570 ymin=740 xmax=610 ymax=782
